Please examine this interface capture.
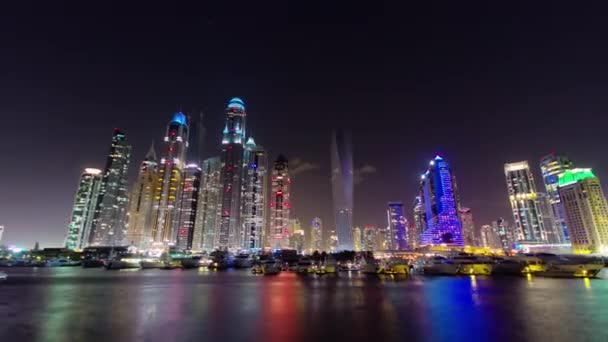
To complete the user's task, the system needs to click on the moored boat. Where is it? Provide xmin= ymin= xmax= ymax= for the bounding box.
xmin=46 ymin=258 xmax=81 ymax=267
xmin=419 ymin=256 xmax=460 ymax=275
xmin=262 ymin=260 xmax=281 ymax=275
xmin=82 ymin=259 xmax=105 ymax=268
xmin=451 ymin=255 xmax=492 ymax=276
xmin=104 ymin=258 xmax=141 ymax=270
xmin=140 ymin=260 xmax=164 ymax=269
xmin=0 ymin=271 xmax=7 ymax=279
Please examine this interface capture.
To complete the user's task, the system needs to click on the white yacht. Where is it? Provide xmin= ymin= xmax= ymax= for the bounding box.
xmin=418 ymin=256 xmax=459 ymax=275
xmin=262 ymin=260 xmax=281 ymax=275
xmin=451 ymin=255 xmax=493 ymax=275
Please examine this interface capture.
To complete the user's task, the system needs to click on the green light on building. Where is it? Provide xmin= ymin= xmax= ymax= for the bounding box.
xmin=558 ymin=168 xmax=596 ymax=187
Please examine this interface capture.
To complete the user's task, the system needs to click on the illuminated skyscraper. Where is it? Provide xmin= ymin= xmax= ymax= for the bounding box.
xmin=387 ymin=202 xmax=408 ymax=249
xmin=150 ymin=112 xmax=189 ymax=245
xmin=558 ymin=169 xmax=608 ymax=254
xmin=491 ymin=217 xmax=513 ymax=250
xmin=288 ymin=219 xmax=302 ymax=250
xmin=195 ymin=156 xmax=221 ymax=252
xmin=310 ymin=217 xmax=323 ymax=251
xmin=65 ymin=168 xmax=103 ymax=249
xmin=89 ymin=129 xmax=131 ymax=246
xmin=175 ymin=164 xmax=202 ymax=251
xmin=362 ymin=225 xmax=376 ymax=251
xmin=269 ymin=155 xmax=291 ymax=249
xmin=480 ymin=224 xmax=502 ymax=249
xmin=331 ymin=130 xmax=354 ymax=251
xmin=126 ymin=145 xmax=158 ymax=250
xmin=241 ymin=138 xmax=268 ymax=250
xmin=540 ymin=153 xmax=573 ymax=243
xmin=459 ymin=207 xmax=475 ymax=246
xmin=504 ymin=161 xmax=547 ymax=243
xmin=353 ymin=227 xmax=362 ymax=251
xmin=412 ymin=196 xmax=425 ymax=248
xmin=419 ymin=155 xmax=463 ymax=246
xmin=217 ymin=98 xmax=247 ymax=250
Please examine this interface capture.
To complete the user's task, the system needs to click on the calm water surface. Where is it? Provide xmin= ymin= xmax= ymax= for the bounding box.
xmin=1 ymin=267 xmax=607 ymax=342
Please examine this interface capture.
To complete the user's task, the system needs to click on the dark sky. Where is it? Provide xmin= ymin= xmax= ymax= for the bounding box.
xmin=3 ymin=2 xmax=608 ymax=247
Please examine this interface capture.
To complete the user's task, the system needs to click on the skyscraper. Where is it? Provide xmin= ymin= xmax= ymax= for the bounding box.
xmin=459 ymin=207 xmax=475 ymax=246
xmin=217 ymin=98 xmax=247 ymax=250
xmin=387 ymin=202 xmax=408 ymax=250
xmin=269 ymin=155 xmax=291 ymax=250
xmin=195 ymin=156 xmax=221 ymax=252
xmin=175 ymin=164 xmax=202 ymax=251
xmin=331 ymin=130 xmax=354 ymax=251
xmin=362 ymin=225 xmax=376 ymax=251
xmin=353 ymin=227 xmax=362 ymax=251
xmin=491 ymin=218 xmax=513 ymax=250
xmin=241 ymin=138 xmax=268 ymax=251
xmin=288 ymin=219 xmax=302 ymax=250
xmin=126 ymin=145 xmax=158 ymax=250
xmin=310 ymin=217 xmax=323 ymax=252
xmin=89 ymin=129 xmax=131 ymax=246
xmin=479 ymin=224 xmax=502 ymax=249
xmin=65 ymin=168 xmax=103 ymax=249
xmin=412 ymin=196 xmax=425 ymax=248
xmin=504 ymin=161 xmax=547 ymax=243
xmin=419 ymin=156 xmax=464 ymax=246
xmin=558 ymin=169 xmax=608 ymax=254
xmin=150 ymin=112 xmax=189 ymax=245
xmin=540 ymin=153 xmax=573 ymax=243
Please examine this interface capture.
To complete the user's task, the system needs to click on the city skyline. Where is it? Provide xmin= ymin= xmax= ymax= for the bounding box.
xmin=5 ymin=4 xmax=608 ymax=247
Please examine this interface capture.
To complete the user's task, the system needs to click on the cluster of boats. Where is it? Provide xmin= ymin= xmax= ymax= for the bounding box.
xmin=414 ymin=253 xmax=605 ymax=278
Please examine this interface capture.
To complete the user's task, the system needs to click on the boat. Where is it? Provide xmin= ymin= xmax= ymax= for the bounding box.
xmin=418 ymin=256 xmax=460 ymax=275
xmin=492 ymin=258 xmax=525 ymax=275
xmin=451 ymin=255 xmax=492 ymax=276
xmin=0 ymin=271 xmax=7 ymax=279
xmin=46 ymin=258 xmax=81 ymax=267
xmin=515 ymin=253 xmax=605 ymax=278
xmin=82 ymin=259 xmax=105 ymax=268
xmin=338 ymin=261 xmax=361 ymax=272
xmin=160 ymin=262 xmax=181 ymax=270
xmin=251 ymin=265 xmax=264 ymax=274
xmin=233 ymin=253 xmax=254 ymax=268
xmin=262 ymin=260 xmax=281 ymax=275
xmin=360 ymin=258 xmax=382 ymax=274
xmin=140 ymin=260 xmax=164 ymax=269
xmin=296 ymin=257 xmax=314 ymax=274
xmin=381 ymin=259 xmax=411 ymax=275
xmin=104 ymin=258 xmax=141 ymax=270
xmin=181 ymin=258 xmax=202 ymax=269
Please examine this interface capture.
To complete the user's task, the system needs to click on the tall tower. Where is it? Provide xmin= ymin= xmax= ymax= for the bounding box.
xmin=491 ymin=217 xmax=513 ymax=250
xmin=412 ymin=196 xmax=426 ymax=248
xmin=419 ymin=155 xmax=463 ymax=246
xmin=89 ymin=129 xmax=131 ymax=246
xmin=126 ymin=145 xmax=158 ymax=250
xmin=241 ymin=137 xmax=268 ymax=250
xmin=540 ymin=153 xmax=573 ymax=243
xmin=150 ymin=112 xmax=189 ymax=245
xmin=331 ymin=130 xmax=354 ymax=251
xmin=195 ymin=156 xmax=221 ymax=252
xmin=504 ymin=161 xmax=547 ymax=243
xmin=269 ymin=155 xmax=291 ymax=250
xmin=559 ymin=169 xmax=608 ymax=254
xmin=65 ymin=168 xmax=103 ymax=249
xmin=387 ymin=202 xmax=408 ymax=250
xmin=176 ymin=164 xmax=202 ymax=251
xmin=362 ymin=225 xmax=377 ymax=251
xmin=217 ymin=98 xmax=247 ymax=250
xmin=310 ymin=217 xmax=323 ymax=252
xmin=353 ymin=227 xmax=362 ymax=251
xmin=459 ymin=207 xmax=475 ymax=246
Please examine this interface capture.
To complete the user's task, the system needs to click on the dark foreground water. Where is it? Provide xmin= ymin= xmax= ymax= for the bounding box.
xmin=1 ymin=267 xmax=607 ymax=342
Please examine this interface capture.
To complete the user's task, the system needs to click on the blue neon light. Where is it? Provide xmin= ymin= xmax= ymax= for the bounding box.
xmin=227 ymin=97 xmax=245 ymax=110
xmin=171 ymin=112 xmax=187 ymax=126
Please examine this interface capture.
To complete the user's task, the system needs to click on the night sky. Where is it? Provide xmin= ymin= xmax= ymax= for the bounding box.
xmin=3 ymin=2 xmax=608 ymax=247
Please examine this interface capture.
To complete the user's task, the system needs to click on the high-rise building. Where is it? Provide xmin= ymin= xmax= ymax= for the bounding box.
xmin=479 ymin=224 xmax=502 ymax=249
xmin=89 ymin=129 xmax=131 ymax=246
xmin=362 ymin=225 xmax=376 ymax=251
xmin=459 ymin=207 xmax=475 ymax=246
xmin=504 ymin=161 xmax=547 ymax=243
xmin=290 ymin=220 xmax=305 ymax=254
xmin=491 ymin=218 xmax=513 ymax=250
xmin=419 ymin=155 xmax=464 ymax=246
xmin=540 ymin=153 xmax=573 ymax=243
xmin=241 ymin=138 xmax=268 ymax=251
xmin=353 ymin=227 xmax=362 ymax=251
xmin=126 ymin=145 xmax=158 ymax=250
xmin=538 ymin=192 xmax=560 ymax=243
xmin=65 ymin=168 xmax=103 ymax=249
xmin=150 ymin=113 xmax=189 ymax=246
xmin=331 ymin=130 xmax=354 ymax=251
xmin=310 ymin=217 xmax=323 ymax=252
xmin=195 ymin=156 xmax=221 ymax=252
xmin=175 ymin=164 xmax=202 ymax=251
xmin=412 ymin=196 xmax=425 ymax=248
xmin=387 ymin=202 xmax=408 ymax=250
xmin=217 ymin=98 xmax=247 ymax=250
xmin=328 ymin=229 xmax=339 ymax=252
xmin=558 ymin=169 xmax=608 ymax=254
xmin=269 ymin=155 xmax=291 ymax=250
